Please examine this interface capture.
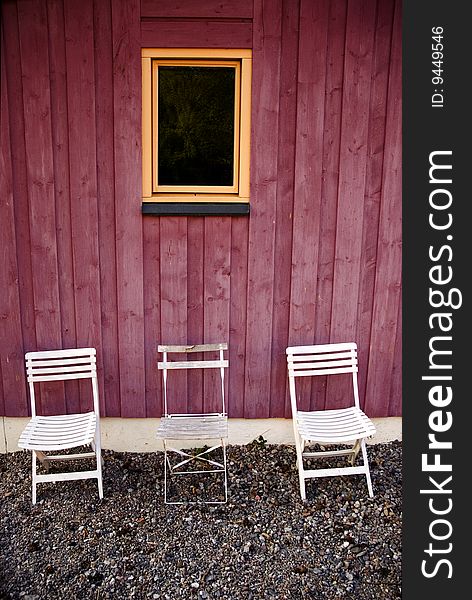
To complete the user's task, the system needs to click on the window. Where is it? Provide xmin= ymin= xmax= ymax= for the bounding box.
xmin=142 ymin=49 xmax=252 ymax=214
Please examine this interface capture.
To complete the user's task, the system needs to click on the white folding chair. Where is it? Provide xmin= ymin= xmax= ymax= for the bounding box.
xmin=286 ymin=342 xmax=376 ymax=500
xmin=18 ymin=348 xmax=103 ymax=504
xmin=157 ymin=343 xmax=228 ymax=504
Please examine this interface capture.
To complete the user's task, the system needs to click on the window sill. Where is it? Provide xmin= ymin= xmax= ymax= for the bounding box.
xmin=141 ymin=202 xmax=250 ymax=216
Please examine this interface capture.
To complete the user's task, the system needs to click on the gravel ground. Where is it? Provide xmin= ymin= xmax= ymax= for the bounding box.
xmin=0 ymin=441 xmax=401 ymax=600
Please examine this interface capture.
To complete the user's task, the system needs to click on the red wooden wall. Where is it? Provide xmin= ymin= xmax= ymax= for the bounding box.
xmin=0 ymin=0 xmax=402 ymax=419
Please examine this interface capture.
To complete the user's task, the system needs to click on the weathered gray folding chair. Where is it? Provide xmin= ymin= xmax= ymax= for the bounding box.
xmin=18 ymin=348 xmax=103 ymax=504
xmin=286 ymin=342 xmax=376 ymax=500
xmin=157 ymin=343 xmax=229 ymax=504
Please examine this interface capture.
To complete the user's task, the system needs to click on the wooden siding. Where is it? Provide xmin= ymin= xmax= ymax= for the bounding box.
xmin=0 ymin=0 xmax=402 ymax=419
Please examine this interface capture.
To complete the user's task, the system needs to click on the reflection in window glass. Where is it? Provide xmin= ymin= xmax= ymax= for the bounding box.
xmin=157 ymin=66 xmax=236 ymax=187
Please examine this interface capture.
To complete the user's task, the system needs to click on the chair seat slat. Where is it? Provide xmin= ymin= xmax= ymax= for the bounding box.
xmin=20 ymin=436 xmax=95 ymax=448
xmin=296 ymin=407 xmax=375 ymax=444
xmin=21 ymin=430 xmax=95 ymax=441
xmin=21 ymin=437 xmax=94 ymax=446
xmin=20 ymin=424 xmax=95 ymax=438
xmin=33 ymin=412 xmax=95 ymax=423
xmin=157 ymin=415 xmax=228 ymax=440
xmin=19 ymin=413 xmax=96 ymax=450
xmin=20 ymin=435 xmax=95 ymax=448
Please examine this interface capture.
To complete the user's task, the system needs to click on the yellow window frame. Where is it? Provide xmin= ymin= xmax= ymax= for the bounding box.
xmin=142 ymin=48 xmax=252 ymax=204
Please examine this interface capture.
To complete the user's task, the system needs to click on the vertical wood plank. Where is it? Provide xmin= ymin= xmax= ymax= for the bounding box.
xmin=269 ymin=0 xmax=299 ymax=418
xmin=159 ymin=218 xmax=188 ymax=413
xmin=244 ymin=0 xmax=282 ymax=419
xmin=64 ymin=0 xmax=104 ymax=413
xmin=356 ymin=0 xmax=394 ymax=406
xmin=47 ymin=0 xmax=80 ymax=414
xmin=1 ymin=2 xmax=37 ymax=375
xmin=94 ymin=0 xmax=121 ymax=416
xmin=186 ymin=217 xmax=205 ymax=414
xmin=143 ymin=217 xmax=161 ymax=416
xmin=203 ymin=218 xmax=231 ymax=414
xmin=18 ymin=0 xmax=64 ymax=415
xmin=228 ymin=218 xmax=249 ymax=417
xmin=365 ymin=0 xmax=401 ymax=417
xmin=0 ymin=363 xmax=4 ymax=418
xmin=0 ymin=28 xmax=28 ymax=417
xmin=327 ymin=0 xmax=376 ymax=410
xmin=288 ymin=0 xmax=329 ymax=412
xmin=313 ymin=0 xmax=347 ymax=411
xmin=388 ymin=292 xmax=402 ymax=416
xmin=112 ymin=0 xmax=146 ymax=417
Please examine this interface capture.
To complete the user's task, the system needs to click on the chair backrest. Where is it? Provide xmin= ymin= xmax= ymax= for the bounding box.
xmin=158 ymin=343 xmax=228 ymax=416
xmin=286 ymin=342 xmax=360 ymax=413
xmin=25 ymin=348 xmax=99 ymax=418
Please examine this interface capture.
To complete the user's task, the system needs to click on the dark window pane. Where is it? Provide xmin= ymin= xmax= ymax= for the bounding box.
xmin=158 ymin=66 xmax=236 ymax=187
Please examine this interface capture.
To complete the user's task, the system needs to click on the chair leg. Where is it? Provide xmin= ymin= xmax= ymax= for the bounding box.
xmin=163 ymin=441 xmax=169 ymax=504
xmin=94 ymin=436 xmax=104 ymax=500
xmin=361 ymin=439 xmax=374 ymax=498
xmin=299 ymin=470 xmax=306 ymax=501
xmin=32 ymin=451 xmax=37 ymax=505
xmin=91 ymin=440 xmax=104 ymax=468
xmin=349 ymin=440 xmax=361 ymax=466
xmin=295 ymin=442 xmax=306 ymax=501
xmin=35 ymin=450 xmax=50 ymax=472
xmin=222 ymin=438 xmax=228 ymax=502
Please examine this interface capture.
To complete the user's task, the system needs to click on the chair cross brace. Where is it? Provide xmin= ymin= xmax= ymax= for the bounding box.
xmin=164 ymin=443 xmax=226 ymax=472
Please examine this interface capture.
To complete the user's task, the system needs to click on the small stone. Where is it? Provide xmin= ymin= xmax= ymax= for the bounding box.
xmin=293 ymin=564 xmax=308 ymax=574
